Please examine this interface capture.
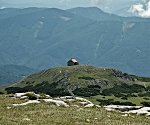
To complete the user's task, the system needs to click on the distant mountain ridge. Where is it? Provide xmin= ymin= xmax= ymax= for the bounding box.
xmin=67 ymin=7 xmax=148 ymax=22
xmin=67 ymin=7 xmax=123 ymax=21
xmin=0 ymin=7 xmax=150 ymax=78
xmin=0 ymin=65 xmax=36 ymax=84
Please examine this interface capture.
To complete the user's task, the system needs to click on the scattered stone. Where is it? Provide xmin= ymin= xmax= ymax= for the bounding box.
xmin=12 ymin=100 xmax=40 ymax=107
xmin=124 ymin=107 xmax=150 ymax=116
xmin=79 ymin=101 xmax=89 ymax=106
xmin=15 ymin=93 xmax=27 ymax=98
xmin=77 ymin=108 xmax=84 ymax=111
xmin=66 ymin=99 xmax=75 ymax=102
xmin=14 ymin=92 xmax=52 ymax=100
xmin=121 ymin=114 xmax=128 ymax=117
xmin=60 ymin=96 xmax=74 ymax=99
xmin=105 ymin=108 xmax=115 ymax=112
xmin=107 ymin=115 xmax=111 ymax=118
xmin=84 ymin=103 xmax=94 ymax=108
xmin=7 ymin=106 xmax=11 ymax=109
xmin=43 ymin=99 xmax=69 ymax=107
xmin=105 ymin=105 xmax=150 ymax=116
xmin=95 ymin=105 xmax=101 ymax=108
xmin=104 ymin=105 xmax=142 ymax=112
xmin=23 ymin=118 xmax=31 ymax=121
xmin=15 ymin=92 xmax=40 ymax=99
xmin=75 ymin=97 xmax=92 ymax=104
xmin=20 ymin=96 xmax=28 ymax=100
xmin=86 ymin=119 xmax=90 ymax=122
xmin=72 ymin=105 xmax=80 ymax=108
xmin=9 ymin=92 xmax=150 ymax=117
xmin=11 ymin=93 xmax=96 ymax=108
xmin=45 ymin=95 xmax=51 ymax=98
xmin=75 ymin=97 xmax=94 ymax=107
xmin=59 ymin=96 xmax=75 ymax=102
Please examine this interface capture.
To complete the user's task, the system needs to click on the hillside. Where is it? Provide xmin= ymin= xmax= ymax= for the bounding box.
xmin=1 ymin=94 xmax=150 ymax=125
xmin=0 ymin=7 xmax=150 ymax=77
xmin=5 ymin=65 xmax=150 ymax=106
xmin=0 ymin=65 xmax=36 ymax=84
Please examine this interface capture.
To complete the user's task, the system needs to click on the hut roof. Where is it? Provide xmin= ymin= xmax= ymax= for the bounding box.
xmin=70 ymin=58 xmax=78 ymax=63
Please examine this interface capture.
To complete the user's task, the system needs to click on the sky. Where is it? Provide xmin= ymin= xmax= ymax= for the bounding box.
xmin=0 ymin=0 xmax=150 ymax=17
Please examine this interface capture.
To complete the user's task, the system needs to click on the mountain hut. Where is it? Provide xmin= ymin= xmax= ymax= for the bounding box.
xmin=67 ymin=58 xmax=79 ymax=66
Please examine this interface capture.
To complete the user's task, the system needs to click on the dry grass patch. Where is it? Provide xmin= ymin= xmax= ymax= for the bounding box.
xmin=0 ymin=95 xmax=150 ymax=125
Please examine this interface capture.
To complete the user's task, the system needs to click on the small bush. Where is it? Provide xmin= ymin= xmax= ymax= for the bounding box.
xmin=112 ymin=101 xmax=136 ymax=106
xmin=101 ymin=83 xmax=145 ymax=97
xmin=26 ymin=81 xmax=31 ymax=84
xmin=73 ymin=86 xmax=100 ymax=97
xmin=141 ymin=101 xmax=150 ymax=107
xmin=143 ymin=97 xmax=150 ymax=100
xmin=39 ymin=93 xmax=50 ymax=99
xmin=138 ymin=92 xmax=150 ymax=97
xmin=97 ymin=98 xmax=136 ymax=106
xmin=96 ymin=99 xmax=114 ymax=106
xmin=25 ymin=93 xmax=37 ymax=100
xmin=121 ymin=97 xmax=128 ymax=100
xmin=5 ymin=87 xmax=26 ymax=94
xmin=130 ymin=94 xmax=138 ymax=97
xmin=78 ymin=76 xmax=95 ymax=80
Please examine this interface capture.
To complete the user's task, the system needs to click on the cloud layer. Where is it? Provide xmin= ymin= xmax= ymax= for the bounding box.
xmin=130 ymin=0 xmax=150 ymax=17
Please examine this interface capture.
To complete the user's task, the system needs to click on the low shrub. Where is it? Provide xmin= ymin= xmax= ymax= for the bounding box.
xmin=121 ymin=97 xmax=128 ymax=100
xmin=73 ymin=86 xmax=100 ymax=97
xmin=25 ymin=93 xmax=38 ymax=100
xmin=78 ymin=76 xmax=95 ymax=80
xmin=101 ymin=83 xmax=145 ymax=97
xmin=0 ymin=91 xmax=4 ymax=94
xmin=39 ymin=93 xmax=50 ymax=99
xmin=138 ymin=92 xmax=150 ymax=97
xmin=97 ymin=98 xmax=136 ymax=106
xmin=143 ymin=97 xmax=150 ymax=100
xmin=141 ymin=101 xmax=150 ymax=107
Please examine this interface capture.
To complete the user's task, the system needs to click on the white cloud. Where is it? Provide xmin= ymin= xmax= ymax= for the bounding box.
xmin=129 ymin=0 xmax=150 ymax=17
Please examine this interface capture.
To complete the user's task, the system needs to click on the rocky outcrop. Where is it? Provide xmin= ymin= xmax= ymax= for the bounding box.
xmin=104 ymin=105 xmax=150 ymax=116
xmin=8 ymin=92 xmax=150 ymax=116
xmin=10 ymin=92 xmax=94 ymax=108
xmin=12 ymin=100 xmax=40 ymax=107
xmin=112 ymin=69 xmax=135 ymax=81
xmin=43 ymin=99 xmax=69 ymax=107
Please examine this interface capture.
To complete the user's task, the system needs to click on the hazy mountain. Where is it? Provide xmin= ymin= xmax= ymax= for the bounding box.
xmin=67 ymin=7 xmax=123 ymax=21
xmin=0 ymin=7 xmax=150 ymax=77
xmin=67 ymin=7 xmax=147 ymax=22
xmin=0 ymin=65 xmax=36 ymax=84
